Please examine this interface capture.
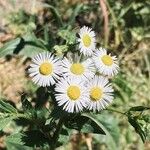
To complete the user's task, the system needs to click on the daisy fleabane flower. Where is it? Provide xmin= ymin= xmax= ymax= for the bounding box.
xmin=28 ymin=52 xmax=62 ymax=87
xmin=61 ymin=57 xmax=95 ymax=80
xmin=78 ymin=26 xmax=96 ymax=56
xmin=93 ymin=47 xmax=119 ymax=76
xmin=86 ymin=76 xmax=114 ymax=111
xmin=55 ymin=77 xmax=88 ymax=113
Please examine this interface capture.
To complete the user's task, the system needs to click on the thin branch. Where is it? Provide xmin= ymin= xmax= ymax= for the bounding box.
xmin=106 ymin=108 xmax=126 ymax=115
xmin=105 ymin=0 xmax=121 ymax=47
xmin=99 ymin=0 xmax=109 ymax=47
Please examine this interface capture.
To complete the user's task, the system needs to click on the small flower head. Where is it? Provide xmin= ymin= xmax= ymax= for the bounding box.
xmin=86 ymin=76 xmax=114 ymax=111
xmin=61 ymin=57 xmax=95 ymax=81
xmin=55 ymin=77 xmax=88 ymax=113
xmin=93 ymin=47 xmax=119 ymax=76
xmin=78 ymin=26 xmax=96 ymax=56
xmin=28 ymin=52 xmax=62 ymax=87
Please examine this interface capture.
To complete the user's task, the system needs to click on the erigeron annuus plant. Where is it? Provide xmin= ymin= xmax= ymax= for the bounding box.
xmin=28 ymin=26 xmax=119 ymax=113
xmin=0 ymin=26 xmax=149 ymax=149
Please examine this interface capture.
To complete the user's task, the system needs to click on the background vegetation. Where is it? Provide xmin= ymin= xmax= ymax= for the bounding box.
xmin=0 ymin=0 xmax=150 ymax=149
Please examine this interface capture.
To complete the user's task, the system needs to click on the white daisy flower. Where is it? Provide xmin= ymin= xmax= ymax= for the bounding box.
xmin=28 ymin=52 xmax=62 ymax=87
xmin=61 ymin=57 xmax=95 ymax=81
xmin=55 ymin=77 xmax=88 ymax=113
xmin=86 ymin=76 xmax=114 ymax=111
xmin=93 ymin=47 xmax=119 ymax=76
xmin=78 ymin=26 xmax=96 ymax=56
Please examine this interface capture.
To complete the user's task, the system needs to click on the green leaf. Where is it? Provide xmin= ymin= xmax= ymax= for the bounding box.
xmin=95 ymin=113 xmax=120 ymax=145
xmin=53 ymin=45 xmax=68 ymax=55
xmin=58 ymin=29 xmax=76 ymax=45
xmin=0 ymin=33 xmax=46 ymax=58
xmin=118 ymin=1 xmax=132 ymax=18
xmin=0 ymin=38 xmax=21 ymax=57
xmin=0 ymin=100 xmax=17 ymax=113
xmin=142 ymin=115 xmax=150 ymax=123
xmin=128 ymin=115 xmax=146 ymax=142
xmin=129 ymin=106 xmax=150 ymax=112
xmin=21 ymin=94 xmax=32 ymax=111
xmin=64 ymin=113 xmax=106 ymax=135
xmin=50 ymin=106 xmax=68 ymax=119
xmin=58 ymin=134 xmax=70 ymax=146
xmin=88 ymin=113 xmax=119 ymax=150
xmin=36 ymin=108 xmax=49 ymax=121
xmin=6 ymin=143 xmax=32 ymax=150
xmin=6 ymin=131 xmax=49 ymax=147
xmin=19 ymin=33 xmax=45 ymax=57
xmin=0 ymin=116 xmax=16 ymax=130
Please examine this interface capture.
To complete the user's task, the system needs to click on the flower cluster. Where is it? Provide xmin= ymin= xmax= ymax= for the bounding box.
xmin=28 ymin=26 xmax=119 ymax=113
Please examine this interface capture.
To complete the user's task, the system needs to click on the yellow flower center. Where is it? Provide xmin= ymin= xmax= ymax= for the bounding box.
xmin=39 ymin=62 xmax=53 ymax=75
xmin=82 ymin=34 xmax=91 ymax=47
xmin=67 ymin=86 xmax=81 ymax=100
xmin=70 ymin=63 xmax=84 ymax=75
xmin=101 ymin=55 xmax=113 ymax=66
xmin=90 ymin=87 xmax=103 ymax=101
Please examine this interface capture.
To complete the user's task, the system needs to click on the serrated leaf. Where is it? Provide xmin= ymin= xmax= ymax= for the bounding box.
xmin=53 ymin=45 xmax=68 ymax=54
xmin=0 ymin=116 xmax=15 ymax=130
xmin=0 ymin=100 xmax=17 ymax=113
xmin=6 ymin=142 xmax=32 ymax=150
xmin=6 ymin=131 xmax=49 ymax=147
xmin=58 ymin=29 xmax=76 ymax=45
xmin=0 ymin=38 xmax=21 ymax=57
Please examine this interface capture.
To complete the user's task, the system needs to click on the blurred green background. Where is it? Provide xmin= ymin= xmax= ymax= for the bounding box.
xmin=0 ymin=0 xmax=150 ymax=150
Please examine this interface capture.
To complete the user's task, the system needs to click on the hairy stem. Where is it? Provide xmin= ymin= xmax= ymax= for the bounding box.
xmin=51 ymin=118 xmax=64 ymax=150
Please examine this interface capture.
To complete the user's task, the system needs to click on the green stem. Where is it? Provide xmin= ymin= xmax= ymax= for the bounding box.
xmin=106 ymin=108 xmax=126 ymax=115
xmin=0 ymin=112 xmax=30 ymax=120
xmin=51 ymin=118 xmax=64 ymax=150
